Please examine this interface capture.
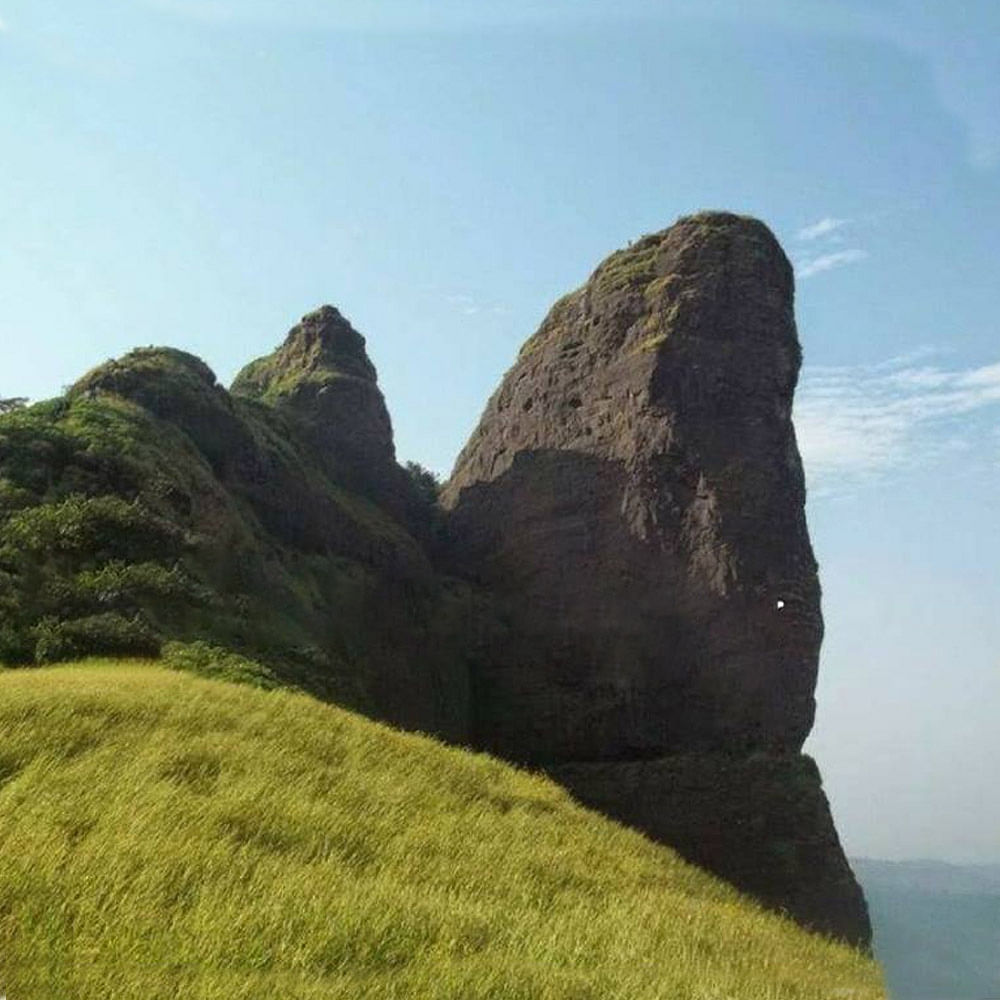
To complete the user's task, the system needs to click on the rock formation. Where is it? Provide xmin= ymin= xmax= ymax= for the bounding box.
xmin=443 ymin=212 xmax=818 ymax=762
xmin=0 ymin=212 xmax=871 ymax=947
xmin=231 ymin=305 xmax=411 ymax=520
xmin=442 ymin=211 xmax=870 ymax=945
xmin=2 ymin=319 xmax=477 ymax=741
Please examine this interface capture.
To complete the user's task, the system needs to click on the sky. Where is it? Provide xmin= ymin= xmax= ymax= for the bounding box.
xmin=1 ymin=0 xmax=998 ymax=863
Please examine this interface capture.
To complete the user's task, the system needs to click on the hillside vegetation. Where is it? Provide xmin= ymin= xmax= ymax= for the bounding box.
xmin=0 ymin=662 xmax=883 ymax=999
xmin=0 ymin=338 xmax=482 ymax=742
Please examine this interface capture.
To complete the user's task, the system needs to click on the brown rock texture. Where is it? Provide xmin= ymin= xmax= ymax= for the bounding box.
xmin=443 ymin=212 xmax=819 ymax=763
xmin=443 ymin=211 xmax=870 ymax=946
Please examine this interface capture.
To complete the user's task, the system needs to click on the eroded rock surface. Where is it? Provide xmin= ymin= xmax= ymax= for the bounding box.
xmin=443 ymin=212 xmax=870 ymax=946
xmin=444 ymin=212 xmax=820 ymax=763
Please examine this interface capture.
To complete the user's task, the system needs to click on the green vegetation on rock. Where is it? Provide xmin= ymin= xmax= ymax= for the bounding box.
xmin=0 ymin=662 xmax=885 ymax=1000
xmin=592 ymin=234 xmax=661 ymax=295
xmin=0 ymin=335 xmax=479 ymax=741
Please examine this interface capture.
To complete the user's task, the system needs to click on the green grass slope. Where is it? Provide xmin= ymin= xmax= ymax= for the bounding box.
xmin=0 ymin=663 xmax=884 ymax=1000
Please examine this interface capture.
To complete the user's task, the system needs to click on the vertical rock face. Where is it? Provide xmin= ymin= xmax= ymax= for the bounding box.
xmin=443 ymin=212 xmax=870 ymax=946
xmin=444 ymin=213 xmax=820 ymax=763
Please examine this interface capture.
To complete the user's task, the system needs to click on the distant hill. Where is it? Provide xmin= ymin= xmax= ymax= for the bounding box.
xmin=852 ymin=859 xmax=1000 ymax=999
xmin=0 ymin=662 xmax=885 ymax=999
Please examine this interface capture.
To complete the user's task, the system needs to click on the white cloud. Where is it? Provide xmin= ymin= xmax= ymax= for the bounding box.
xmin=794 ymin=354 xmax=1000 ymax=494
xmin=137 ymin=0 xmax=605 ymax=30
xmin=446 ymin=293 xmax=479 ymax=316
xmin=797 ymin=217 xmax=849 ymax=242
xmin=445 ymin=293 xmax=508 ymax=317
xmin=140 ymin=0 xmax=242 ymax=22
xmin=0 ymin=16 xmax=7 ymax=31
xmin=796 ymin=249 xmax=868 ymax=279
xmin=688 ymin=2 xmax=1000 ymax=171
xmin=134 ymin=1 xmax=999 ymax=169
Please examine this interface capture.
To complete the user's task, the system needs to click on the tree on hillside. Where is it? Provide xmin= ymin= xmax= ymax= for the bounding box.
xmin=404 ymin=461 xmax=441 ymax=507
xmin=0 ymin=397 xmax=27 ymax=414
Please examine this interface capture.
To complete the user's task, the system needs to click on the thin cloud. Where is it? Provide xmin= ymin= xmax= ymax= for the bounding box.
xmin=132 ymin=0 xmax=1000 ymax=170
xmin=446 ymin=293 xmax=480 ymax=316
xmin=797 ymin=217 xmax=849 ymax=242
xmin=794 ymin=354 xmax=1000 ymax=494
xmin=138 ymin=0 xmax=622 ymax=30
xmin=141 ymin=0 xmax=239 ymax=22
xmin=446 ymin=293 xmax=507 ymax=317
xmin=796 ymin=249 xmax=868 ymax=279
xmin=0 ymin=16 xmax=8 ymax=31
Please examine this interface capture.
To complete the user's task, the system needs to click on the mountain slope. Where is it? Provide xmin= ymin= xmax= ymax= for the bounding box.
xmin=0 ymin=325 xmax=482 ymax=741
xmin=0 ymin=662 xmax=884 ymax=1000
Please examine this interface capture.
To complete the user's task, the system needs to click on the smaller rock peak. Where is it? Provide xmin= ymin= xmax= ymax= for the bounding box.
xmin=283 ymin=305 xmax=377 ymax=383
xmin=71 ymin=347 xmax=220 ymax=398
xmin=305 ymin=304 xmax=345 ymax=324
xmin=231 ymin=304 xmax=378 ymax=401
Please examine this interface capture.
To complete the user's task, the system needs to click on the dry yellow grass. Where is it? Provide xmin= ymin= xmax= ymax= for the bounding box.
xmin=0 ymin=661 xmax=885 ymax=999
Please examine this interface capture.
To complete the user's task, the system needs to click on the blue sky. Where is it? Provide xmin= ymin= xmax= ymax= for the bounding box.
xmin=2 ymin=0 xmax=998 ymax=862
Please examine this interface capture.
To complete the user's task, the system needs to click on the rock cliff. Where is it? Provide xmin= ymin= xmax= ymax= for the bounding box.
xmin=442 ymin=212 xmax=869 ymax=945
xmin=443 ymin=213 xmax=818 ymax=762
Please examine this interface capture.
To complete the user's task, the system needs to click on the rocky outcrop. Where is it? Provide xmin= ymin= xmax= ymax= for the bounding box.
xmin=0 ymin=213 xmax=871 ymax=947
xmin=4 ymin=316 xmax=477 ymax=742
xmin=443 ymin=212 xmax=869 ymax=946
xmin=232 ymin=305 xmax=412 ymax=521
xmin=443 ymin=212 xmax=818 ymax=762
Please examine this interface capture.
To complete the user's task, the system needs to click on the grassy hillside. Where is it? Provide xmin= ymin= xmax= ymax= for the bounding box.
xmin=0 ymin=662 xmax=883 ymax=999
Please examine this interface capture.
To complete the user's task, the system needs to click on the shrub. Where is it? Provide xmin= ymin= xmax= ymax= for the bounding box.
xmin=404 ymin=461 xmax=441 ymax=506
xmin=0 ymin=495 xmax=183 ymax=565
xmin=32 ymin=612 xmax=161 ymax=663
xmin=160 ymin=640 xmax=282 ymax=691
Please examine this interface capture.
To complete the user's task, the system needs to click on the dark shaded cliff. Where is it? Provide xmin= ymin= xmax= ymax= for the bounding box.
xmin=442 ymin=212 xmax=869 ymax=946
xmin=0 ymin=212 xmax=870 ymax=948
xmin=442 ymin=213 xmax=818 ymax=762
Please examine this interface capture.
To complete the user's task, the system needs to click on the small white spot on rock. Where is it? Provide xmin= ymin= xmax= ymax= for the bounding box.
xmin=775 ymin=599 xmax=785 ymax=610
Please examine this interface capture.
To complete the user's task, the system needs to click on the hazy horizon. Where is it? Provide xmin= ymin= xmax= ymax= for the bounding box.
xmin=2 ymin=0 xmax=998 ymax=864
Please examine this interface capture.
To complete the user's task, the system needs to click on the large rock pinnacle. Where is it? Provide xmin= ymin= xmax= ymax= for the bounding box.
xmin=443 ymin=212 xmax=820 ymax=764
xmin=442 ymin=213 xmax=870 ymax=944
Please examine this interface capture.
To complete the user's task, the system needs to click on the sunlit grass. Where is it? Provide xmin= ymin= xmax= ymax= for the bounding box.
xmin=0 ymin=661 xmax=885 ymax=999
